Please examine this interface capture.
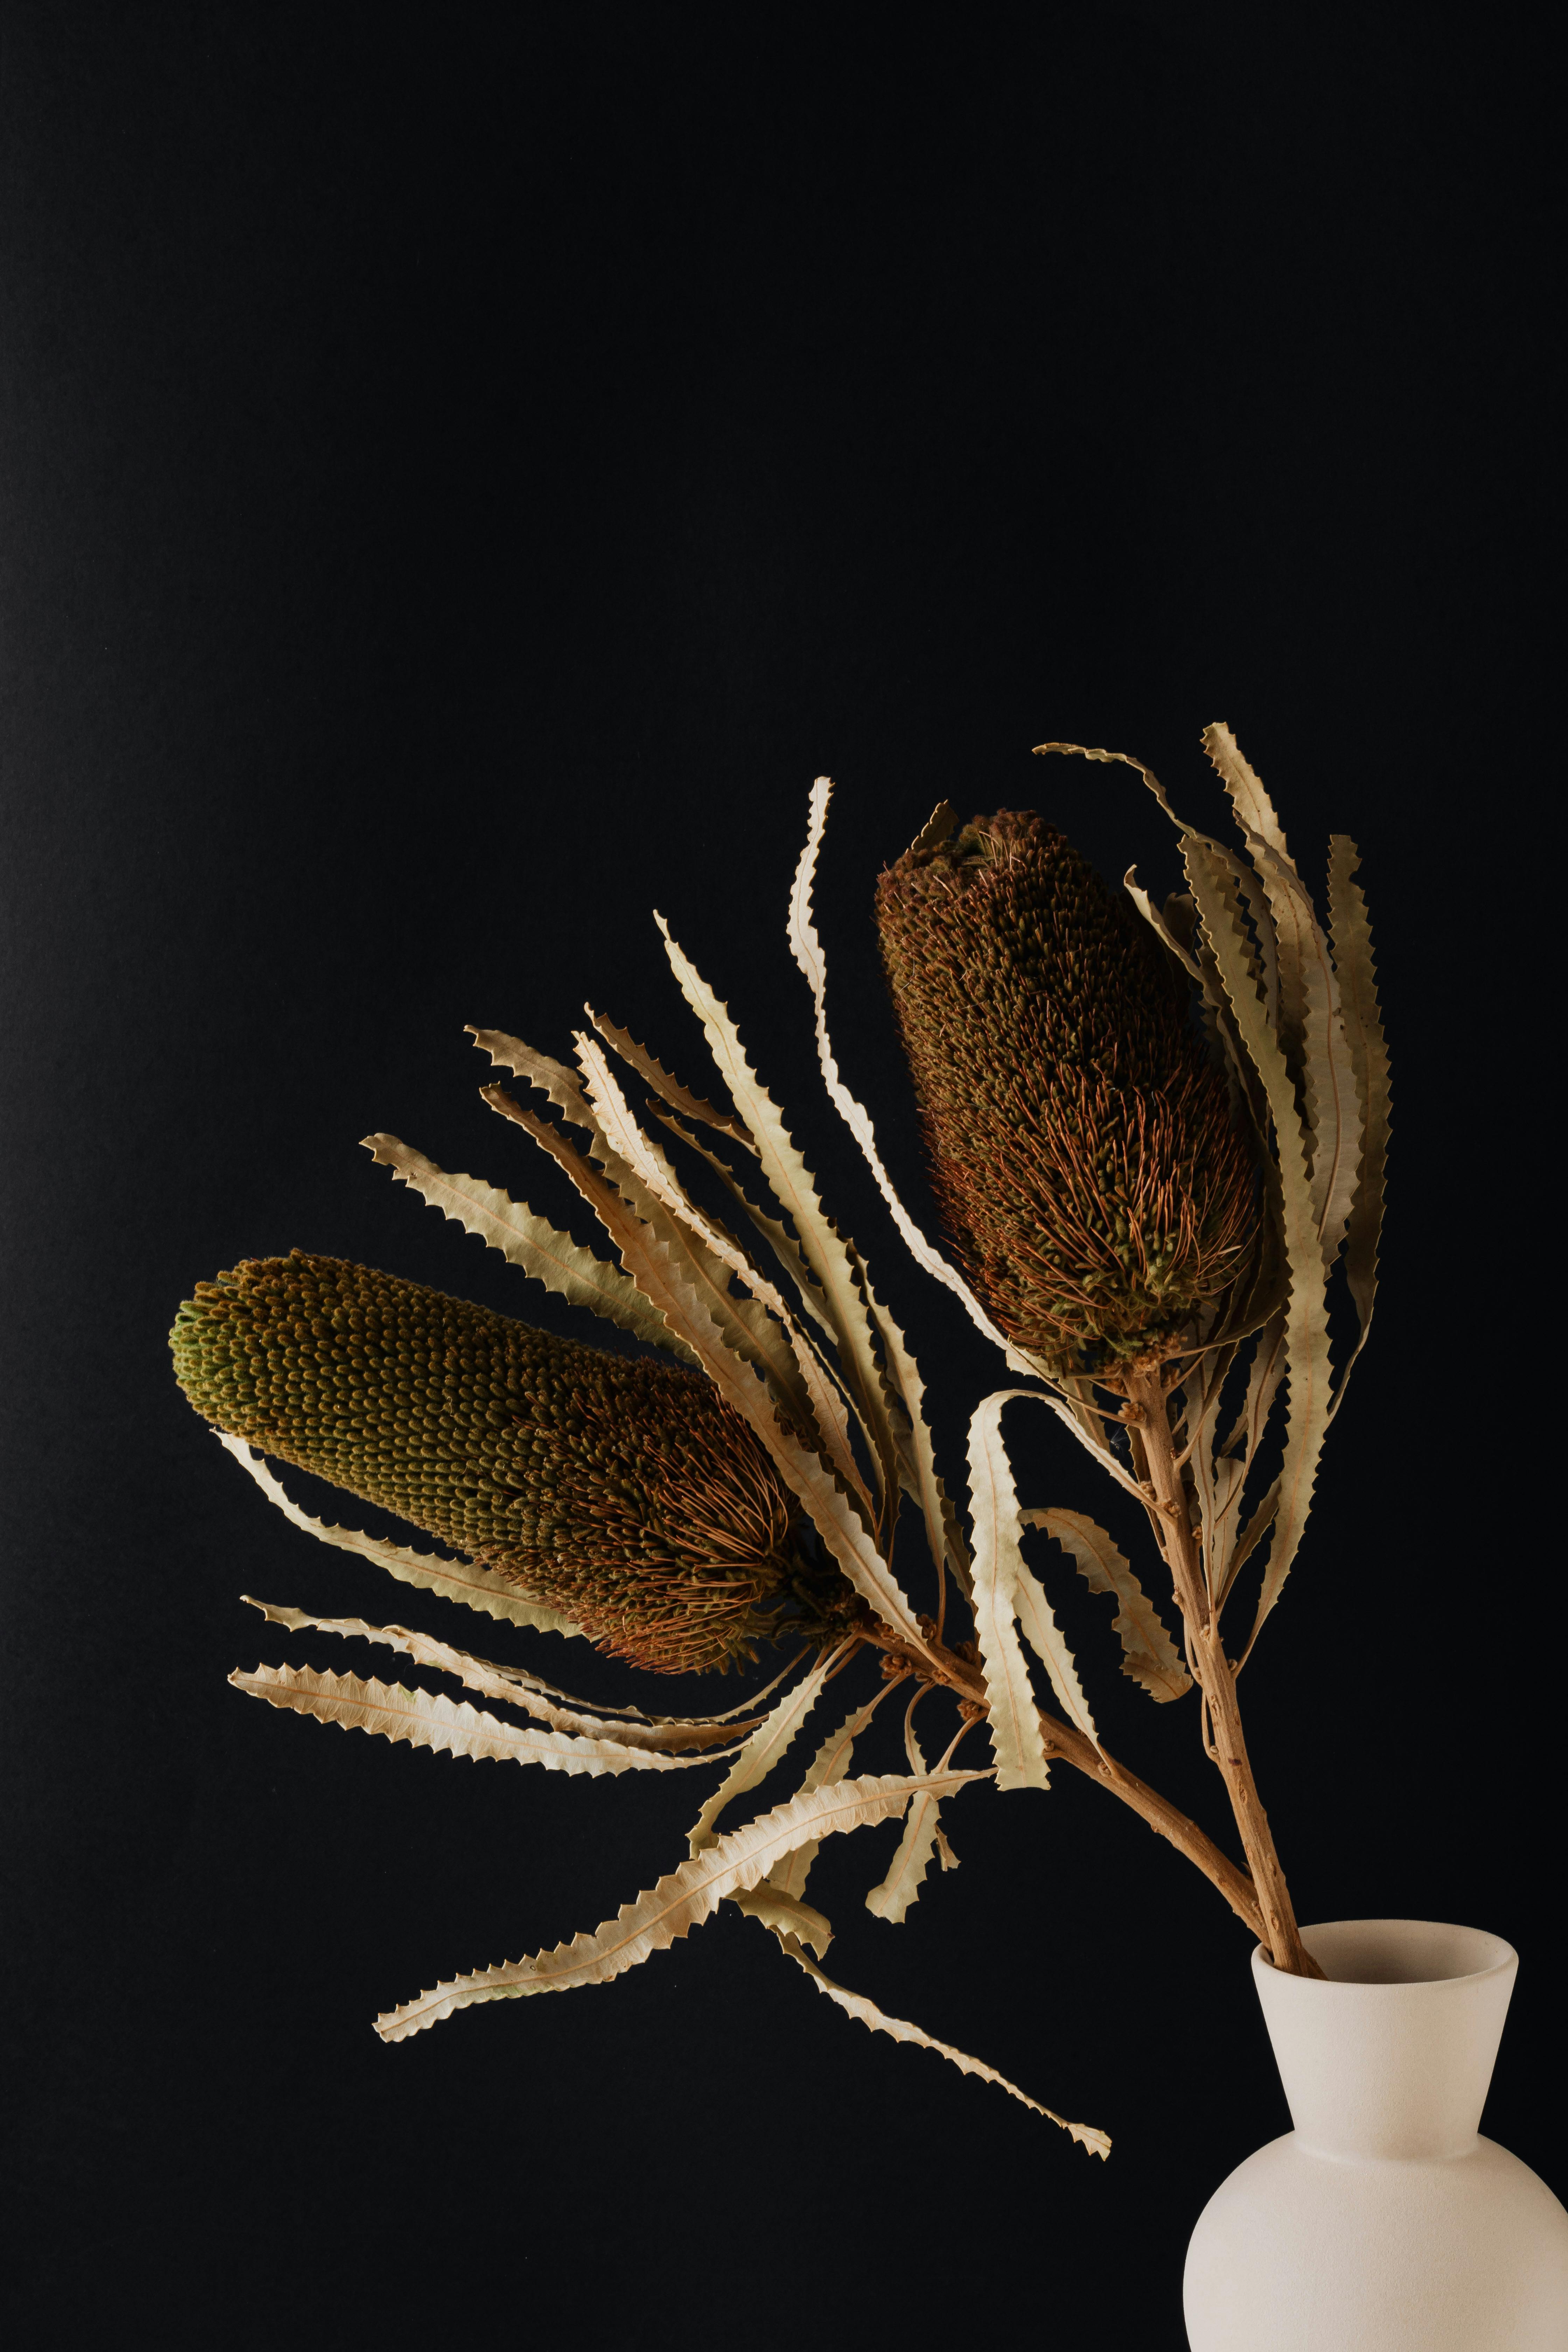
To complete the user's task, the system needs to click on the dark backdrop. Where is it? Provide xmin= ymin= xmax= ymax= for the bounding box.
xmin=1 ymin=10 xmax=1550 ymax=2347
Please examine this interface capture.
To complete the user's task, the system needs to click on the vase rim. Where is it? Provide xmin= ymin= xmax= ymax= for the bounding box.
xmin=1256 ymin=1917 xmax=1518 ymax=1989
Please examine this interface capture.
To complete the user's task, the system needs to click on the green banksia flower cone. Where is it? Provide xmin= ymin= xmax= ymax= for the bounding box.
xmin=170 ymin=1252 xmax=859 ymax=1673
xmin=875 ymin=810 xmax=1258 ymax=1378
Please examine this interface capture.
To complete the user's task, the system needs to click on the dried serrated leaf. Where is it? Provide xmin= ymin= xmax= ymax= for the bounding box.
xmin=576 ymin=1031 xmax=873 ymax=1516
xmin=469 ymin=1029 xmax=793 ymax=1403
xmin=1037 ymin=738 xmax=1266 ymax=1133
xmin=361 ymin=1133 xmax=700 ymax=1366
xmin=1199 ymin=722 xmax=1290 ymax=858
xmin=856 ymin=1256 xmax=974 ymax=1602
xmin=1327 ymin=833 xmax=1390 ymax=1369
xmin=1202 ymin=1313 xmax=1288 ymax=1608
xmin=656 ymin=1109 xmax=839 ymax=1344
xmin=216 ymin=1435 xmax=582 ymax=1638
xmin=863 ymin=1781 xmax=945 ymax=1924
xmin=773 ymin=1934 xmax=1110 ymax=2154
xmin=966 ymin=1391 xmax=1053 ymax=1790
xmin=1123 ymin=866 xmax=1205 ymax=982
xmin=1177 ymin=1343 xmax=1231 ymax=1603
xmin=240 ymin=1600 xmax=750 ymax=1752
xmin=230 ymin=1661 xmax=704 ymax=1775
xmin=902 ymin=800 xmax=958 ymax=860
xmin=479 ymin=1082 xmax=804 ymax=1427
xmin=585 ymin=1006 xmax=758 ymax=1155
xmin=1011 ymin=1558 xmax=1101 ymax=1748
xmin=863 ymin=1702 xmax=946 ymax=1924
xmin=467 ymin=1028 xmax=597 ymax=1131
xmin=687 ymin=1650 xmax=835 ymax=1853
xmin=1023 ymin=1509 xmax=1190 ymax=1703
xmin=656 ymin=907 xmax=905 ymax=1529
xmin=786 ymin=779 xmax=1036 ymax=1376
xmin=375 ymin=1766 xmax=986 ymax=2042
xmin=504 ymin=1058 xmax=931 ymax=1658
xmin=787 ymin=784 xmax=1152 ymax=1506
xmin=1219 ymin=1309 xmax=1289 ymax=1468
xmin=766 ymin=1681 xmax=896 ymax=1902
xmin=968 ymin=1396 xmax=1103 ymax=1749
xmin=1203 ymin=726 xmax=1362 ymax=1274
xmin=1182 ymin=839 xmax=1335 ymax=1656
xmin=730 ymin=1882 xmax=834 ymax=1959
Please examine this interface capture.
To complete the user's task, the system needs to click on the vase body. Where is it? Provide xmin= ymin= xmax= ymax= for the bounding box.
xmin=1184 ymin=1920 xmax=1568 ymax=2351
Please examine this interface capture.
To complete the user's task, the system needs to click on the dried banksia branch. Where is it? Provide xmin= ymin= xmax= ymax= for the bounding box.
xmin=875 ymin=810 xmax=1258 ymax=1378
xmin=166 ymin=729 xmax=1394 ymax=2168
xmin=171 ymin=1251 xmax=861 ymax=1673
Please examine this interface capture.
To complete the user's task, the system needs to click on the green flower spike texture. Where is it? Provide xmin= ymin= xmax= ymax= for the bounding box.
xmin=170 ymin=1251 xmax=860 ymax=1673
xmin=875 ymin=809 xmax=1258 ymax=1378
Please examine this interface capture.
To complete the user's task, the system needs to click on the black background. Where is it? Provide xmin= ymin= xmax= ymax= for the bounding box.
xmin=0 ymin=9 xmax=1551 ymax=2347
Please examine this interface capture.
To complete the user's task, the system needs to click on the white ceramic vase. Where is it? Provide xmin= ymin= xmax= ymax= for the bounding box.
xmin=1184 ymin=1919 xmax=1568 ymax=2351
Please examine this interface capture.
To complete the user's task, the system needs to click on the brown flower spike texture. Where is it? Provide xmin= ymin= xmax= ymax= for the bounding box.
xmin=875 ymin=810 xmax=1258 ymax=1377
xmin=170 ymin=1252 xmax=859 ymax=1672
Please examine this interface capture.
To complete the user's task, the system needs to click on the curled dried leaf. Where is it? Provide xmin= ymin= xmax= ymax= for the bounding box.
xmin=966 ymin=1391 xmax=1054 ymax=1790
xmin=730 ymin=1882 xmax=834 ymax=1959
xmin=772 ymin=1934 xmax=1110 ymax=2155
xmin=1022 ymin=1510 xmax=1190 ymax=1703
xmin=1327 ymin=833 xmax=1390 ymax=1390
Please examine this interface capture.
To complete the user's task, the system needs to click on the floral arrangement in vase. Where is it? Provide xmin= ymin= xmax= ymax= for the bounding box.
xmin=170 ymin=723 xmax=1388 ymax=2156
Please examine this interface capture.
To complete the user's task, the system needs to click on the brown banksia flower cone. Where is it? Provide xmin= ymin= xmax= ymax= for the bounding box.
xmin=171 ymin=1252 xmax=859 ymax=1672
xmin=875 ymin=810 xmax=1258 ymax=1377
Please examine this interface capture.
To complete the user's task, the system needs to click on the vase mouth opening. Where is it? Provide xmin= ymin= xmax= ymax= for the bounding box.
xmin=1260 ymin=1919 xmax=1517 ymax=1988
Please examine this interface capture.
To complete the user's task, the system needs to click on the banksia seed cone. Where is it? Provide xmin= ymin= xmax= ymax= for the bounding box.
xmin=875 ymin=811 xmax=1257 ymax=1377
xmin=171 ymin=1252 xmax=858 ymax=1672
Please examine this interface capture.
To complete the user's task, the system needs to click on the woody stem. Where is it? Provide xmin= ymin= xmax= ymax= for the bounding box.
xmin=1123 ymin=1365 xmax=1321 ymax=1978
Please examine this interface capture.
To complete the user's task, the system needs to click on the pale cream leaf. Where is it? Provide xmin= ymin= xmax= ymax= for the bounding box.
xmin=374 ymin=1766 xmax=987 ymax=2042
xmin=230 ymin=1661 xmax=706 ymax=1775
xmin=765 ymin=1681 xmax=898 ymax=1902
xmin=687 ymin=1650 xmax=836 ymax=1853
xmin=478 ymin=1082 xmax=810 ymax=1427
xmin=863 ymin=1784 xmax=945 ymax=1924
xmin=576 ymin=1031 xmax=872 ymax=1514
xmin=1023 ymin=1508 xmax=1190 ymax=1703
xmin=239 ymin=1599 xmax=750 ymax=1752
xmin=518 ymin=1070 xmax=931 ymax=1656
xmin=360 ymin=1133 xmax=699 ymax=1365
xmin=730 ymin=1882 xmax=834 ymax=1959
xmin=655 ymin=908 xmax=905 ymax=1524
xmin=774 ymin=1935 xmax=1111 ymax=2155
xmin=784 ymin=778 xmax=1039 ymax=1378
xmin=1182 ymin=838 xmax=1335 ymax=1656
xmin=966 ymin=1391 xmax=1054 ymax=1789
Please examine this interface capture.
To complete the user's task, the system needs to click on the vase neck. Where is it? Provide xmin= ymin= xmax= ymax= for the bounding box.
xmin=1253 ymin=1920 xmax=1517 ymax=2161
